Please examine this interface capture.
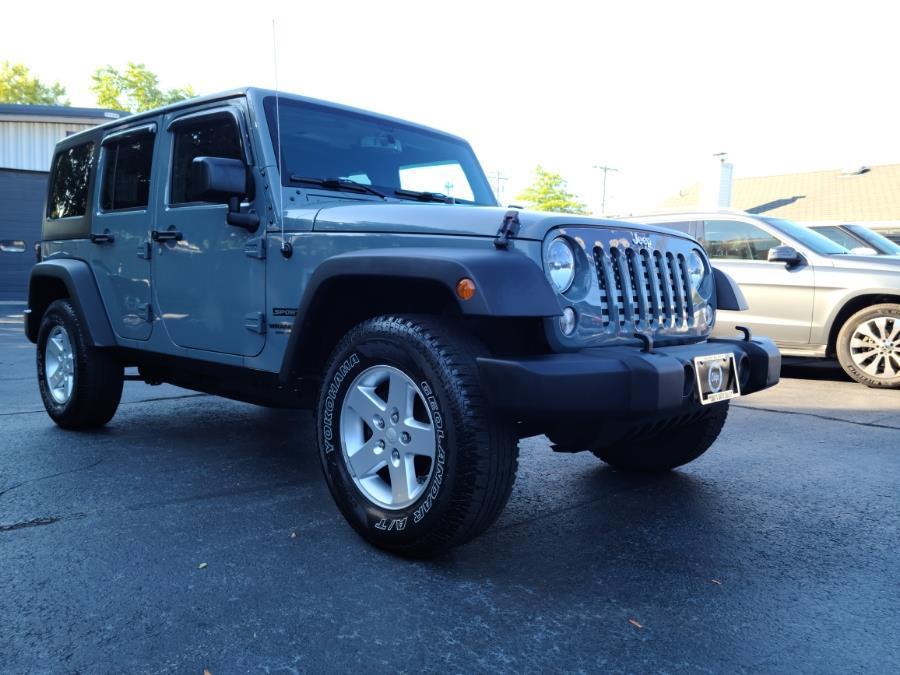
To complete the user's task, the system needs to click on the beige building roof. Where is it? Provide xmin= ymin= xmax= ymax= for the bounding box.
xmin=660 ymin=163 xmax=900 ymax=222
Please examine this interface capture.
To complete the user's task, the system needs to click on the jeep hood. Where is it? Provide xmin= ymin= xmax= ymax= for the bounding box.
xmin=309 ymin=201 xmax=695 ymax=242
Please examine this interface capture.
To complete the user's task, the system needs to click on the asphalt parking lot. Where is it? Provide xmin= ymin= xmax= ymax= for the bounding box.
xmin=1 ymin=305 xmax=898 ymax=673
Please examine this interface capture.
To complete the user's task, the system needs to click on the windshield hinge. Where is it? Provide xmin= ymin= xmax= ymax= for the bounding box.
xmin=244 ymin=312 xmax=267 ymax=334
xmin=494 ymin=209 xmax=521 ymax=249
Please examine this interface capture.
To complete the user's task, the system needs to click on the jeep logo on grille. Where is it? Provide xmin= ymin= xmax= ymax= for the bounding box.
xmin=631 ymin=232 xmax=653 ymax=249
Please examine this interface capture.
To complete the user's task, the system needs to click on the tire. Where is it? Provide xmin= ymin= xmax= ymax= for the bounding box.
xmin=592 ymin=402 xmax=729 ymax=472
xmin=315 ymin=315 xmax=518 ymax=557
xmin=836 ymin=303 xmax=900 ymax=388
xmin=36 ymin=299 xmax=124 ymax=429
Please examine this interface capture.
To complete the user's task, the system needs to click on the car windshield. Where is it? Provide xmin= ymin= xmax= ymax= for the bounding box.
xmin=845 ymin=224 xmax=900 ymax=255
xmin=263 ymin=96 xmax=496 ymax=206
xmin=758 ymin=217 xmax=851 ymax=255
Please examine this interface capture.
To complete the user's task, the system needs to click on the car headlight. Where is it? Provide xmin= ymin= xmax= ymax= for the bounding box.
xmin=546 ymin=237 xmax=575 ymax=293
xmin=688 ymin=250 xmax=708 ymax=293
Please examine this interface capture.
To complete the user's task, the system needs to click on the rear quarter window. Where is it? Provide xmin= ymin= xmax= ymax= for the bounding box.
xmin=47 ymin=142 xmax=95 ymax=219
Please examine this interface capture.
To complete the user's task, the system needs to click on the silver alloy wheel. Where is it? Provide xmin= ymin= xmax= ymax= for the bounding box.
xmin=849 ymin=315 xmax=900 ymax=378
xmin=45 ymin=325 xmax=75 ymax=404
xmin=340 ymin=364 xmax=436 ymax=510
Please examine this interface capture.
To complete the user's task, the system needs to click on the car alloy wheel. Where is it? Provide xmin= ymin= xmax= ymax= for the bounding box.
xmin=849 ymin=315 xmax=900 ymax=379
xmin=339 ymin=364 xmax=436 ymax=510
xmin=44 ymin=325 xmax=75 ymax=404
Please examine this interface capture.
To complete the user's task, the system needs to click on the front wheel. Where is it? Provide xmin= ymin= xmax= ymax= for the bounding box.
xmin=316 ymin=315 xmax=518 ymax=557
xmin=592 ymin=403 xmax=729 ymax=472
xmin=36 ymin=299 xmax=124 ymax=429
xmin=836 ymin=303 xmax=900 ymax=388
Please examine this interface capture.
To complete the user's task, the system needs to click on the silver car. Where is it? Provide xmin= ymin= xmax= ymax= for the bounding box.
xmin=629 ymin=210 xmax=900 ymax=388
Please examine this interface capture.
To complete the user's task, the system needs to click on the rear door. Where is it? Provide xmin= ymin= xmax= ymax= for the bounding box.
xmin=152 ymin=103 xmax=266 ymax=357
xmin=91 ymin=122 xmax=158 ymax=340
xmin=701 ymin=218 xmax=815 ymax=345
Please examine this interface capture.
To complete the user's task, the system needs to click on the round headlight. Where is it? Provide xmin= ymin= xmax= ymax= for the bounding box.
xmin=547 ymin=237 xmax=575 ymax=293
xmin=688 ymin=250 xmax=707 ymax=292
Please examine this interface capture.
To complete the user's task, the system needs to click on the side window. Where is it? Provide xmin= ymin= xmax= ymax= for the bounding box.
xmin=101 ymin=132 xmax=155 ymax=211
xmin=703 ymin=220 xmax=781 ymax=261
xmin=170 ymin=115 xmax=243 ymax=205
xmin=653 ymin=220 xmax=694 ymax=236
xmin=47 ymin=142 xmax=95 ymax=219
xmin=813 ymin=226 xmax=862 ymax=251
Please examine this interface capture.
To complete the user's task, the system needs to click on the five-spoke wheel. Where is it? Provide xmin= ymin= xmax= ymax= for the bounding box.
xmin=341 ymin=365 xmax=436 ymax=509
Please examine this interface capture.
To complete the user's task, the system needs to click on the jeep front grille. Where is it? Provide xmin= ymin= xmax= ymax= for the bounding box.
xmin=592 ymin=243 xmax=694 ymax=330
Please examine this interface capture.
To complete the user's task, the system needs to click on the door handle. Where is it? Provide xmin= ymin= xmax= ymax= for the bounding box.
xmin=90 ymin=232 xmax=115 ymax=244
xmin=151 ymin=229 xmax=183 ymax=242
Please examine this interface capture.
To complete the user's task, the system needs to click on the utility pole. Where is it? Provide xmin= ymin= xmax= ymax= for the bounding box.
xmin=592 ymin=164 xmax=618 ymax=214
xmin=487 ymin=170 xmax=508 ymax=199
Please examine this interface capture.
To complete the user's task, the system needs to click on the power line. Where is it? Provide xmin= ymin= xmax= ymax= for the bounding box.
xmin=592 ymin=164 xmax=618 ymax=215
xmin=487 ymin=170 xmax=508 ymax=199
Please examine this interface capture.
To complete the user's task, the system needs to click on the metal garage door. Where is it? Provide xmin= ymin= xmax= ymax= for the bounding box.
xmin=0 ymin=169 xmax=47 ymax=301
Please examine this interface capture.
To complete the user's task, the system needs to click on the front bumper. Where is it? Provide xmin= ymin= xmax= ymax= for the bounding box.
xmin=477 ymin=337 xmax=780 ymax=422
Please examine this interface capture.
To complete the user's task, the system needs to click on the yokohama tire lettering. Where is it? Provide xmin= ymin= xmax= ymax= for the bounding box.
xmin=413 ymin=380 xmax=446 ymax=524
xmin=322 ymin=353 xmax=360 ymax=454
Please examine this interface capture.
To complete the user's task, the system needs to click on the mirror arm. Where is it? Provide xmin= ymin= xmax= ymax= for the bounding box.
xmin=226 ymin=195 xmax=260 ymax=232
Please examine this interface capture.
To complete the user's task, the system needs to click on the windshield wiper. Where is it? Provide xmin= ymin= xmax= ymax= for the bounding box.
xmin=394 ymin=188 xmax=455 ymax=204
xmin=289 ymin=176 xmax=386 ymax=199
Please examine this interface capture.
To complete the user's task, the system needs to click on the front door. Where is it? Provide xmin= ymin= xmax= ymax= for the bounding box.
xmin=702 ymin=219 xmax=815 ymax=346
xmin=152 ymin=105 xmax=266 ymax=357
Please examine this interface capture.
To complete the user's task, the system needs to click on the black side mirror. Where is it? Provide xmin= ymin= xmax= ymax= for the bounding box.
xmin=767 ymin=245 xmax=802 ymax=266
xmin=191 ymin=156 xmax=260 ymax=232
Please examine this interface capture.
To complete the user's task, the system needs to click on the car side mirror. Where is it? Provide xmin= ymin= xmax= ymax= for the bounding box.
xmin=191 ymin=156 xmax=260 ymax=232
xmin=767 ymin=245 xmax=802 ymax=266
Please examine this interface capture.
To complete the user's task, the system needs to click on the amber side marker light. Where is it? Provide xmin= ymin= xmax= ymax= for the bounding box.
xmin=456 ymin=278 xmax=476 ymax=300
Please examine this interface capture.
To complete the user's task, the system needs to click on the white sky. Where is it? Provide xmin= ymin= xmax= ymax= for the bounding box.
xmin=5 ymin=0 xmax=900 ymax=214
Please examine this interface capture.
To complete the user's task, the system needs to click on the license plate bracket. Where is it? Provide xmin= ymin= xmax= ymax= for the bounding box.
xmin=693 ymin=352 xmax=741 ymax=405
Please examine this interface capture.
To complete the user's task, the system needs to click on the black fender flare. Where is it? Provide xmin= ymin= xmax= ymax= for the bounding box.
xmin=25 ymin=259 xmax=116 ymax=346
xmin=713 ymin=267 xmax=748 ymax=311
xmin=278 ymin=247 xmax=562 ymax=382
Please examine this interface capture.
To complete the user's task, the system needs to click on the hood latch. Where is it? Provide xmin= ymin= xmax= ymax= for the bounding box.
xmin=494 ymin=210 xmax=521 ymax=249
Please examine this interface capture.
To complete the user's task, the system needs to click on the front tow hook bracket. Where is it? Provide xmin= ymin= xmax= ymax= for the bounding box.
xmin=634 ymin=332 xmax=654 ymax=353
xmin=735 ymin=325 xmax=753 ymax=342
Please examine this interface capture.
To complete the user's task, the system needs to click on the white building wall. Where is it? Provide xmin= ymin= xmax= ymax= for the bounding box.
xmin=0 ymin=121 xmax=97 ymax=172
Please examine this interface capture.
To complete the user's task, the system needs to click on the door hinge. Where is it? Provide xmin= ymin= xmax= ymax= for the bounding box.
xmin=244 ymin=237 xmax=266 ymax=259
xmin=136 ymin=240 xmax=152 ymax=259
xmin=244 ymin=311 xmax=266 ymax=334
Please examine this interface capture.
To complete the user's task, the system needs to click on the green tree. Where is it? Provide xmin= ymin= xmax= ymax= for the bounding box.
xmin=0 ymin=62 xmax=68 ymax=105
xmin=91 ymin=62 xmax=195 ymax=112
xmin=516 ymin=165 xmax=588 ymax=214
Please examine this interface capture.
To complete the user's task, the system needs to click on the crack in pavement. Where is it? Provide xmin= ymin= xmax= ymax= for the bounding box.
xmin=733 ymin=403 xmax=900 ymax=431
xmin=0 ymin=513 xmax=86 ymax=533
xmin=0 ymin=457 xmax=106 ymax=498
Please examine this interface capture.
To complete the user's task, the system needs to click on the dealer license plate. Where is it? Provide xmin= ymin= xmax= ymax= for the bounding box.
xmin=693 ymin=353 xmax=741 ymax=405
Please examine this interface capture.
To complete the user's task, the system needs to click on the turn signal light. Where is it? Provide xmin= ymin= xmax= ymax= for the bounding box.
xmin=456 ymin=278 xmax=476 ymax=300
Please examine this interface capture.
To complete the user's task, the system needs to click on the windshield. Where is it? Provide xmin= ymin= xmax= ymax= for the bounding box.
xmin=264 ymin=97 xmax=496 ymax=205
xmin=845 ymin=224 xmax=900 ymax=255
xmin=758 ymin=217 xmax=851 ymax=255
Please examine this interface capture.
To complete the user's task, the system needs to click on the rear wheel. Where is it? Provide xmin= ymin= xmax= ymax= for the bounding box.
xmin=316 ymin=315 xmax=518 ymax=557
xmin=836 ymin=303 xmax=900 ymax=388
xmin=36 ymin=299 xmax=123 ymax=429
xmin=592 ymin=403 xmax=729 ymax=472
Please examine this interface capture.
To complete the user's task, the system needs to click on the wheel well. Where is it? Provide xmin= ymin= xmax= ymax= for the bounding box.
xmin=294 ymin=276 xmax=457 ymax=377
xmin=827 ymin=293 xmax=900 ymax=356
xmin=26 ymin=276 xmax=69 ymax=342
xmin=291 ymin=276 xmax=550 ymax=379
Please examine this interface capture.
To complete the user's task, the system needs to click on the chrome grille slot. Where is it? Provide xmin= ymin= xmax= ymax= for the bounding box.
xmin=592 ymin=248 xmax=612 ymax=327
xmin=609 ymin=247 xmax=626 ymax=328
xmin=640 ymin=249 xmax=660 ymax=328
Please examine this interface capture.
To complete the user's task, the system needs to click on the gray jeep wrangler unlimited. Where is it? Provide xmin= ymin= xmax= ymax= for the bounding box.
xmin=26 ymin=88 xmax=780 ymax=556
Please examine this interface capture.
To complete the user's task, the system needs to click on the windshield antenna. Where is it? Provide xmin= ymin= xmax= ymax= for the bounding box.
xmin=272 ymin=17 xmax=291 ymax=258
